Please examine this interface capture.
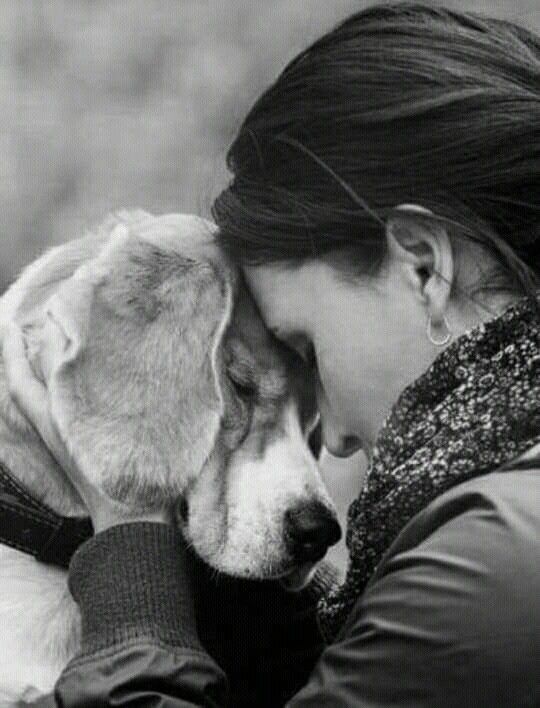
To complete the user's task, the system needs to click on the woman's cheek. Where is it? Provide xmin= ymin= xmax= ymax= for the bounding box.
xmin=321 ymin=373 xmax=352 ymax=423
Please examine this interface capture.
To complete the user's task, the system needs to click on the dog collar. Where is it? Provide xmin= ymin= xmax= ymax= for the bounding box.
xmin=0 ymin=460 xmax=93 ymax=568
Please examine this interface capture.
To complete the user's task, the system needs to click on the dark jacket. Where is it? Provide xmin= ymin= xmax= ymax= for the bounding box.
xmin=38 ymin=450 xmax=540 ymax=707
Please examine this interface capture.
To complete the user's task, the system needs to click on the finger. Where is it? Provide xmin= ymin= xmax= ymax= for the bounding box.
xmin=2 ymin=322 xmax=49 ymax=422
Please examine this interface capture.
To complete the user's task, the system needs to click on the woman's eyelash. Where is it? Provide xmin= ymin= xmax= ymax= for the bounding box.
xmin=278 ymin=331 xmax=317 ymax=369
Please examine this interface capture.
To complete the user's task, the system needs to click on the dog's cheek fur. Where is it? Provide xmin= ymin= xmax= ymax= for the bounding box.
xmin=179 ymin=441 xmax=230 ymax=556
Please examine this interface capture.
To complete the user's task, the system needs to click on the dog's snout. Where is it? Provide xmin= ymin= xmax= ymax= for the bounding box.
xmin=284 ymin=502 xmax=342 ymax=563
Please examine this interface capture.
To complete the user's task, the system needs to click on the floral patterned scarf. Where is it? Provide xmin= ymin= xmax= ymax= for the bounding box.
xmin=317 ymin=296 xmax=540 ymax=642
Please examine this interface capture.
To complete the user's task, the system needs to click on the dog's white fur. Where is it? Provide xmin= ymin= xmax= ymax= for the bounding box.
xmin=0 ymin=211 xmax=335 ymax=703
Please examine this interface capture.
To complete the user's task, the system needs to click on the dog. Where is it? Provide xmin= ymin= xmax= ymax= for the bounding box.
xmin=0 ymin=211 xmax=340 ymax=704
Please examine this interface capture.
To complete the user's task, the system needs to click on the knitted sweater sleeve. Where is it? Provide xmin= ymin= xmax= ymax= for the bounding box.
xmin=40 ymin=522 xmax=228 ymax=707
xmin=35 ymin=521 xmax=335 ymax=708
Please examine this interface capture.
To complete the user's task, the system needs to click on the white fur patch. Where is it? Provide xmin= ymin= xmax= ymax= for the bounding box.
xmin=0 ymin=546 xmax=79 ymax=702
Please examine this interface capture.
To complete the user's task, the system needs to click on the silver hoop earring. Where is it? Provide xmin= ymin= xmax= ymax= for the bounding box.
xmin=427 ymin=314 xmax=452 ymax=346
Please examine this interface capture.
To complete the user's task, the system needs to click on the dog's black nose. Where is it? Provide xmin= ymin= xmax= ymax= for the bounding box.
xmin=284 ymin=502 xmax=342 ymax=563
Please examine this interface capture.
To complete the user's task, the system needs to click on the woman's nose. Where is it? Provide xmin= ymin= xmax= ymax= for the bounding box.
xmin=319 ymin=406 xmax=362 ymax=458
xmin=323 ymin=432 xmax=363 ymax=458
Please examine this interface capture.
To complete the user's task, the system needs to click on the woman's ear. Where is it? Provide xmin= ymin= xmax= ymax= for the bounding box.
xmin=385 ymin=205 xmax=454 ymax=325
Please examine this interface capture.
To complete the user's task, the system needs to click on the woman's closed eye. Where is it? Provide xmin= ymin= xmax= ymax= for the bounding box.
xmin=302 ymin=341 xmax=317 ymax=370
xmin=269 ymin=326 xmax=318 ymax=371
xmin=283 ymin=333 xmax=318 ymax=371
xmin=227 ymin=366 xmax=258 ymax=401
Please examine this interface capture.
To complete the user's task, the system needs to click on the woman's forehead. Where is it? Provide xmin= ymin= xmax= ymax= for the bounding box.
xmin=242 ymin=262 xmax=317 ymax=329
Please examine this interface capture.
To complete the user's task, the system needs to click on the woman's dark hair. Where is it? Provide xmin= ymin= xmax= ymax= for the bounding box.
xmin=213 ymin=2 xmax=540 ymax=301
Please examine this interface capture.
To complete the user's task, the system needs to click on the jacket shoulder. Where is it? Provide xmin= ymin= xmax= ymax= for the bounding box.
xmin=376 ymin=463 xmax=540 ymax=576
xmin=291 ymin=466 xmax=540 ymax=707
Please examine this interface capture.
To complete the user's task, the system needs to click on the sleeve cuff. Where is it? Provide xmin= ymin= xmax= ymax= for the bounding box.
xmin=68 ymin=522 xmax=202 ymax=655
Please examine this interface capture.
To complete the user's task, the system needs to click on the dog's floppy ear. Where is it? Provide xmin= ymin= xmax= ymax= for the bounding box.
xmin=35 ymin=281 xmax=92 ymax=383
xmin=40 ymin=217 xmax=236 ymax=511
xmin=32 ymin=223 xmax=129 ymax=383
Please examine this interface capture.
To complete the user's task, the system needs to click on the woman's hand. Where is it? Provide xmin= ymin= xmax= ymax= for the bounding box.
xmin=2 ymin=323 xmax=170 ymax=532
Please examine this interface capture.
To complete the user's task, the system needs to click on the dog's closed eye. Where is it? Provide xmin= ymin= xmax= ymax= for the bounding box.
xmin=226 ymin=365 xmax=258 ymax=403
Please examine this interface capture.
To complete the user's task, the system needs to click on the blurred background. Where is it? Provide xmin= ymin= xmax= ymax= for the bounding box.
xmin=2 ymin=0 xmax=539 ymax=572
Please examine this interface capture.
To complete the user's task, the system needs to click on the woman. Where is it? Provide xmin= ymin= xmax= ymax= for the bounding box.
xmin=4 ymin=3 xmax=539 ymax=706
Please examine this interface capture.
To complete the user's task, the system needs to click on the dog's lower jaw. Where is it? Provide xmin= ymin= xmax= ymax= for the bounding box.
xmin=278 ymin=562 xmax=319 ymax=592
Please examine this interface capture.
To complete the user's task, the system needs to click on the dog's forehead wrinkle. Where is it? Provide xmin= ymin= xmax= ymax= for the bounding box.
xmin=133 ymin=216 xmax=230 ymax=274
xmin=92 ymin=243 xmax=231 ymax=329
xmin=123 ymin=242 xmax=197 ymax=289
xmin=95 ymin=224 xmax=233 ymax=294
